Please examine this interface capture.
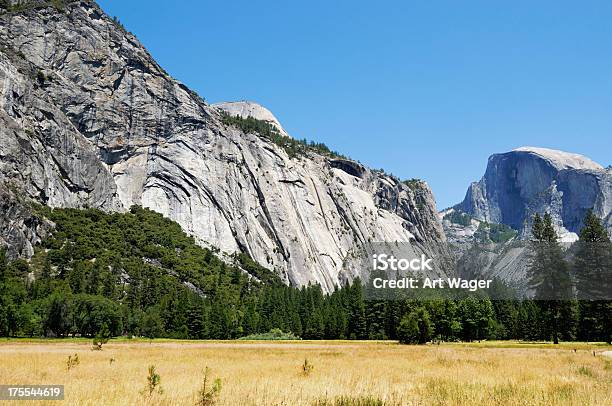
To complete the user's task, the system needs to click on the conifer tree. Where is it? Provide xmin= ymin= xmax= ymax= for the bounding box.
xmin=348 ymin=279 xmax=367 ymax=339
xmin=528 ymin=213 xmax=577 ymax=344
xmin=574 ymin=209 xmax=612 ymax=343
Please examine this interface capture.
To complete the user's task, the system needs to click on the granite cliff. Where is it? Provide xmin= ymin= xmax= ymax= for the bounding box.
xmin=456 ymin=147 xmax=612 ymax=240
xmin=0 ymin=0 xmax=449 ymax=291
xmin=445 ymin=147 xmax=611 ymax=288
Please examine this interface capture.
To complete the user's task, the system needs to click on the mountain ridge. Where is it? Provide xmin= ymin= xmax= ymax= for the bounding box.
xmin=0 ymin=0 xmax=450 ymax=291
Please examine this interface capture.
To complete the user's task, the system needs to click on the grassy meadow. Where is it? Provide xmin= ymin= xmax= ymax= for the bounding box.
xmin=0 ymin=339 xmax=610 ymax=405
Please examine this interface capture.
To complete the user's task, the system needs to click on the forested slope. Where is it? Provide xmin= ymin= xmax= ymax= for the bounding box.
xmin=1 ymin=207 xmax=609 ymax=343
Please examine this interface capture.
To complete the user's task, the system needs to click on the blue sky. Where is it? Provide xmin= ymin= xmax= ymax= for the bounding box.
xmin=98 ymin=0 xmax=612 ymax=209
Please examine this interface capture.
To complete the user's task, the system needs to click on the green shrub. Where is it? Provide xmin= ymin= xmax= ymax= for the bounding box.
xmin=196 ymin=367 xmax=222 ymax=406
xmin=144 ymin=365 xmax=162 ymax=396
xmin=238 ymin=328 xmax=300 ymax=341
xmin=91 ymin=323 xmax=111 ymax=350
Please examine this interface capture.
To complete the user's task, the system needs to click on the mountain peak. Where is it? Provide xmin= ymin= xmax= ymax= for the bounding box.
xmin=457 ymin=146 xmax=611 ymax=235
xmin=512 ymin=146 xmax=603 ymax=171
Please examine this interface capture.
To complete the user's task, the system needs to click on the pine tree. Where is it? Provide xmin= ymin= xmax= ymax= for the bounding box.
xmin=348 ymin=279 xmax=367 ymax=339
xmin=241 ymin=299 xmax=259 ymax=337
xmin=531 ymin=213 xmax=544 ymax=241
xmin=187 ymin=301 xmax=205 ymax=339
xmin=366 ymin=300 xmax=386 ymax=339
xmin=528 ymin=213 xmax=576 ymax=344
xmin=574 ymin=209 xmax=612 ymax=343
xmin=517 ymin=300 xmax=542 ymax=340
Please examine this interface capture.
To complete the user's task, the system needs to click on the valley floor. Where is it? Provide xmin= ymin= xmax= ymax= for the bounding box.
xmin=0 ymin=340 xmax=610 ymax=405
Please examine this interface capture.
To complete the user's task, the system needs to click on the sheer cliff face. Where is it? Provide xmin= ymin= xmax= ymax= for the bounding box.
xmin=444 ymin=147 xmax=610 ymax=289
xmin=457 ymin=147 xmax=612 ymax=238
xmin=0 ymin=1 xmax=448 ymax=291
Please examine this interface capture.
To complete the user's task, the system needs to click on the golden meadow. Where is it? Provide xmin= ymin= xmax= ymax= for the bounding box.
xmin=0 ymin=339 xmax=610 ymax=405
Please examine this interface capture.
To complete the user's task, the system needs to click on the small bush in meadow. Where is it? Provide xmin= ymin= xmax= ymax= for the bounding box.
xmin=91 ymin=323 xmax=111 ymax=351
xmin=66 ymin=353 xmax=79 ymax=371
xmin=238 ymin=328 xmax=300 ymax=340
xmin=301 ymin=358 xmax=314 ymax=376
xmin=196 ymin=366 xmax=222 ymax=406
xmin=144 ymin=365 xmax=162 ymax=396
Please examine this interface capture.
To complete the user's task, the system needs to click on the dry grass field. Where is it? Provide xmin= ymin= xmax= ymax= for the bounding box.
xmin=0 ymin=339 xmax=610 ymax=405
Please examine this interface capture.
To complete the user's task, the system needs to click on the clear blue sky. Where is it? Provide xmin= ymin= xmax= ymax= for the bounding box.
xmin=98 ymin=0 xmax=612 ymax=209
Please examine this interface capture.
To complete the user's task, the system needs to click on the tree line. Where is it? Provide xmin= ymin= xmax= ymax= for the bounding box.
xmin=220 ymin=112 xmax=347 ymax=159
xmin=0 ymin=206 xmax=609 ymax=343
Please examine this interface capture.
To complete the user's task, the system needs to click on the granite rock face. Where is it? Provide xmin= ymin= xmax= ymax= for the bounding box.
xmin=0 ymin=185 xmax=54 ymax=258
xmin=457 ymin=147 xmax=612 ymax=239
xmin=447 ymin=147 xmax=611 ymax=290
xmin=0 ymin=1 xmax=450 ymax=291
xmin=440 ymin=208 xmax=530 ymax=288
